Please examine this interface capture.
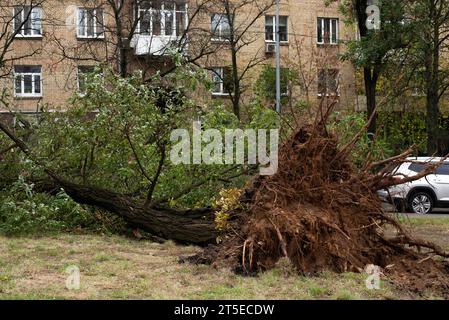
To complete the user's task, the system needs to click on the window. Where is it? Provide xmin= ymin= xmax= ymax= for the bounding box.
xmin=77 ymin=66 xmax=96 ymax=95
xmin=318 ymin=69 xmax=339 ymax=96
xmin=211 ymin=67 xmax=232 ymax=95
xmin=211 ymin=14 xmax=231 ymax=41
xmin=317 ymin=17 xmax=338 ymax=45
xmin=77 ymin=8 xmax=104 ymax=38
xmin=265 ymin=16 xmax=288 ymax=42
xmin=408 ymin=163 xmax=449 ymax=175
xmin=436 ymin=165 xmax=449 ymax=175
xmin=138 ymin=1 xmax=187 ymax=36
xmin=13 ymin=6 xmax=42 ymax=37
xmin=408 ymin=163 xmax=425 ymax=173
xmin=257 ymin=66 xmax=291 ymax=100
xmin=14 ymin=66 xmax=42 ymax=97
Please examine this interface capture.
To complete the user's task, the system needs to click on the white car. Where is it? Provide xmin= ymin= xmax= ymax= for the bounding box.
xmin=378 ymin=157 xmax=449 ymax=214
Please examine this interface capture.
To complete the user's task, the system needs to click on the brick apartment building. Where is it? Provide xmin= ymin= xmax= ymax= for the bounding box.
xmin=0 ymin=0 xmax=357 ymax=115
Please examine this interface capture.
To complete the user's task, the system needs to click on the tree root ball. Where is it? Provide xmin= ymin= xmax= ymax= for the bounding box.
xmin=190 ymin=123 xmax=449 ymax=297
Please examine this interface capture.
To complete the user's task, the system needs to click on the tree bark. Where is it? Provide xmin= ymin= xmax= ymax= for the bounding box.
xmin=425 ymin=83 xmax=441 ymax=155
xmin=1 ymin=171 xmax=218 ymax=245
xmin=231 ymin=46 xmax=241 ymax=120
xmin=59 ymin=180 xmax=217 ymax=245
xmin=227 ymin=2 xmax=241 ymax=121
xmin=115 ymin=8 xmax=128 ymax=77
xmin=424 ymin=9 xmax=442 ymax=155
xmin=364 ymin=66 xmax=378 ymax=138
xmin=356 ymin=0 xmax=380 ymax=139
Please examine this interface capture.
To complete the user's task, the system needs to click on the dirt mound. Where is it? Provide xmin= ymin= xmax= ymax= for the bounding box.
xmin=193 ymin=115 xmax=449 ymax=297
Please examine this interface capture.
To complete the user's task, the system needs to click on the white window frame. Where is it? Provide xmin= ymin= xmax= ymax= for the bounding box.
xmin=137 ymin=2 xmax=188 ymax=37
xmin=211 ymin=67 xmax=230 ymax=96
xmin=211 ymin=13 xmax=231 ymax=41
xmin=317 ymin=17 xmax=339 ymax=45
xmin=13 ymin=6 xmax=43 ymax=38
xmin=77 ymin=8 xmax=105 ymax=39
xmin=265 ymin=15 xmax=288 ymax=43
xmin=14 ymin=66 xmax=43 ymax=98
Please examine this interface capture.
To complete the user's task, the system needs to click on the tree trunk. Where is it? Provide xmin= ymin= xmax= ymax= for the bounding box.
xmin=227 ymin=2 xmax=240 ymax=121
xmin=231 ymin=46 xmax=240 ymax=120
xmin=58 ymin=180 xmax=217 ymax=245
xmin=424 ymin=21 xmax=441 ymax=155
xmin=364 ymin=67 xmax=378 ymax=138
xmin=118 ymin=45 xmax=128 ymax=78
xmin=0 ymin=111 xmax=217 ymax=245
xmin=356 ymin=0 xmax=379 ymax=139
xmin=426 ymin=86 xmax=441 ymax=155
xmin=113 ymin=0 xmax=127 ymax=78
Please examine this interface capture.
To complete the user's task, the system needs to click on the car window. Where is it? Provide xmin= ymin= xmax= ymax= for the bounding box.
xmin=436 ymin=164 xmax=449 ymax=175
xmin=408 ymin=162 xmax=449 ymax=175
xmin=408 ymin=163 xmax=425 ymax=173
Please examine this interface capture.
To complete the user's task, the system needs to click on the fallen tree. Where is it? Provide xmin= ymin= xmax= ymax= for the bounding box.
xmin=1 ymin=72 xmax=449 ymax=296
xmin=0 ymin=118 xmax=218 ymax=245
xmin=3 ymin=104 xmax=449 ymax=295
xmin=0 ymin=71 xmax=251 ymax=244
xmin=58 ymin=182 xmax=218 ymax=244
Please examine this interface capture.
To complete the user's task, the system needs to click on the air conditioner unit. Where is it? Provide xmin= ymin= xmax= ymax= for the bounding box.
xmin=265 ymin=43 xmax=276 ymax=54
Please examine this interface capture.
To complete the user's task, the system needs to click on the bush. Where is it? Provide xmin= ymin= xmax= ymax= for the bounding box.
xmin=254 ymin=65 xmax=299 ymax=105
xmin=0 ymin=177 xmax=125 ymax=235
xmin=329 ymin=112 xmax=393 ymax=168
xmin=378 ymin=111 xmax=427 ymax=155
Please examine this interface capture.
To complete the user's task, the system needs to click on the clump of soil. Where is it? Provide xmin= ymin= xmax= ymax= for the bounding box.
xmin=191 ymin=114 xmax=449 ymax=297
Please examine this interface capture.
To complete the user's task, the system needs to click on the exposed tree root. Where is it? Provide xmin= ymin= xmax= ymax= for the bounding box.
xmin=194 ymin=113 xmax=449 ymax=297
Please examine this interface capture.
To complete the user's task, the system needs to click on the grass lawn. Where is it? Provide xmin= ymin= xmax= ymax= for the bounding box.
xmin=392 ymin=214 xmax=449 ymax=251
xmin=398 ymin=215 xmax=449 ymax=227
xmin=0 ymin=216 xmax=448 ymax=300
xmin=0 ymin=234 xmax=402 ymax=300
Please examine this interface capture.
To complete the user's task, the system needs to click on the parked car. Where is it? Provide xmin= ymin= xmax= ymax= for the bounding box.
xmin=377 ymin=157 xmax=449 ymax=214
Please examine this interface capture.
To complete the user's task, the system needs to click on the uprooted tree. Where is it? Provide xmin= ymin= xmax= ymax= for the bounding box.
xmin=1 ymin=69 xmax=449 ymax=296
xmin=0 ymin=68 xmax=265 ymax=244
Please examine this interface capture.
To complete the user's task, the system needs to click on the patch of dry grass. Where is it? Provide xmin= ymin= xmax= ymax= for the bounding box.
xmin=403 ymin=216 xmax=449 ymax=227
xmin=0 ymin=233 xmax=407 ymax=300
xmin=389 ymin=215 xmax=449 ymax=251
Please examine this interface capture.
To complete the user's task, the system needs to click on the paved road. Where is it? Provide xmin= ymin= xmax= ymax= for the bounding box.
xmin=383 ymin=203 xmax=449 ymax=217
xmin=401 ymin=211 xmax=449 ymax=218
xmin=399 ymin=212 xmax=449 ymax=218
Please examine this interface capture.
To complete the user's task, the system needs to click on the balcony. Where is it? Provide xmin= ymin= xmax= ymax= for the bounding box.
xmin=133 ymin=1 xmax=188 ymax=56
xmin=130 ymin=35 xmax=183 ymax=56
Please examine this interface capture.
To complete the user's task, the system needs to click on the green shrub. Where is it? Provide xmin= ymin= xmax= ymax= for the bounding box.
xmin=329 ymin=112 xmax=394 ymax=168
xmin=254 ymin=65 xmax=299 ymax=105
xmin=378 ymin=111 xmax=427 ymax=155
xmin=377 ymin=111 xmax=449 ymax=155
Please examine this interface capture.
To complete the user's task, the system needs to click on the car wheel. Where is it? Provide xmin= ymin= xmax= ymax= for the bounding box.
xmin=408 ymin=192 xmax=433 ymax=214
